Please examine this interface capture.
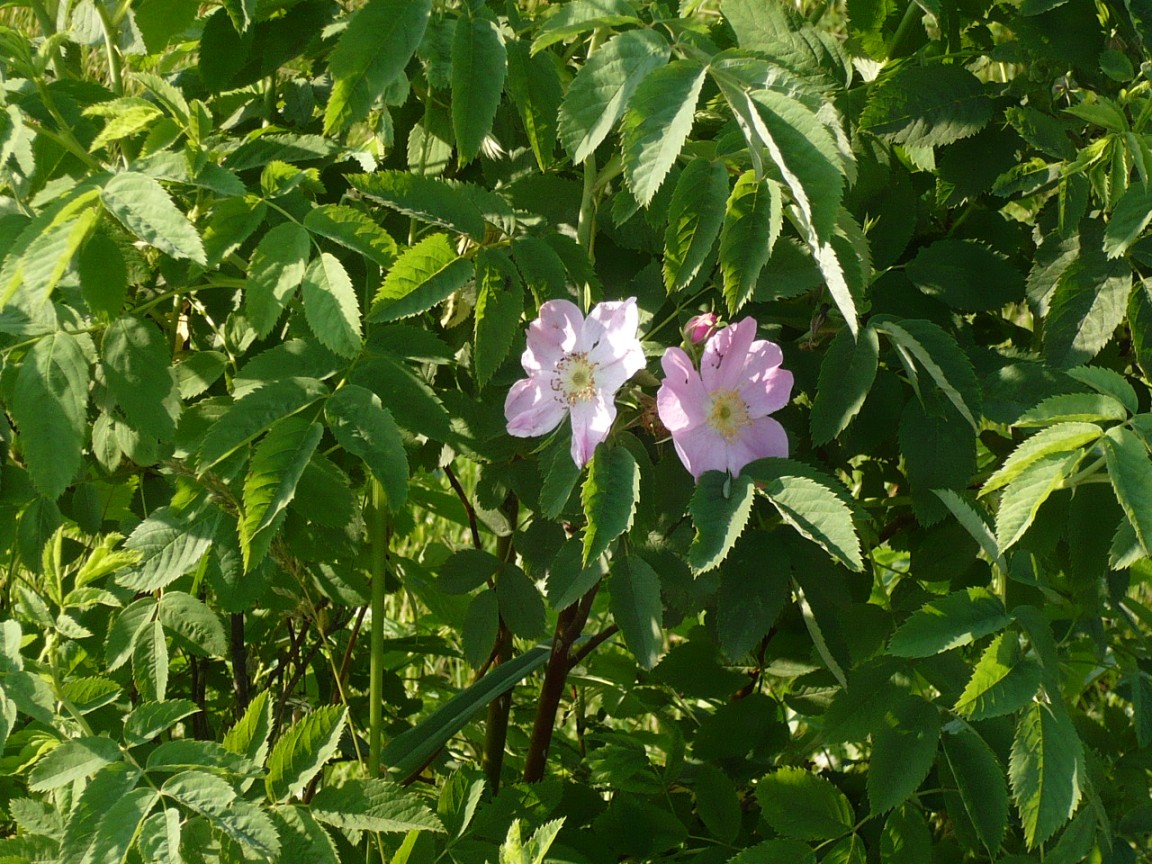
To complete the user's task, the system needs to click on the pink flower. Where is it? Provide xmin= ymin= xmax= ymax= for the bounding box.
xmin=656 ymin=318 xmax=793 ymax=479
xmin=684 ymin=313 xmax=720 ymax=344
xmin=505 ymin=298 xmax=646 ymax=468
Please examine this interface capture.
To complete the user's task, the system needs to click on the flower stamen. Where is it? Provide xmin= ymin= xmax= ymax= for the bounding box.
xmin=553 ymin=352 xmax=598 ymax=405
xmin=707 ymin=389 xmax=751 ymax=441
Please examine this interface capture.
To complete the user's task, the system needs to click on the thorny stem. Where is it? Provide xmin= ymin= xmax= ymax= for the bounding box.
xmin=481 ymin=496 xmax=518 ymax=792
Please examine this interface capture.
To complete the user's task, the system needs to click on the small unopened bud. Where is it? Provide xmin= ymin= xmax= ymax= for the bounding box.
xmin=684 ymin=313 xmax=720 ymax=344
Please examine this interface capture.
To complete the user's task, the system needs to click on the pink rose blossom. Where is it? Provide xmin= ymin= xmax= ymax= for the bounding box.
xmin=656 ymin=318 xmax=793 ymax=479
xmin=505 ymin=298 xmax=646 ymax=468
xmin=684 ymin=312 xmax=720 ymax=344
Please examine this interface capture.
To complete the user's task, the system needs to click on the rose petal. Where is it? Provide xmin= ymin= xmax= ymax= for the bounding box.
xmin=505 ymin=377 xmax=566 ymax=438
xmin=739 ymin=366 xmax=794 ymax=418
xmin=700 ymin=318 xmax=758 ymax=392
xmin=656 ymin=347 xmax=708 ymax=433
xmin=522 ymin=299 xmax=583 ymax=373
xmin=569 ymin=392 xmax=616 ymax=467
xmin=670 ymin=422 xmax=729 ymax=479
xmin=582 ymin=297 xmax=639 ymax=359
xmin=726 ymin=415 xmax=789 ymax=476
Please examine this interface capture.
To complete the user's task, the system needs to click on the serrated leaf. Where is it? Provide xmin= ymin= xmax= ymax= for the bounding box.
xmin=462 ymin=589 xmax=499 ymax=669
xmin=1044 ymin=249 xmax=1131 ymax=369
xmin=687 ymin=471 xmax=755 ymax=573
xmin=755 ymin=767 xmax=854 ymax=841
xmin=310 ymin=779 xmax=444 ymax=833
xmin=530 ymin=0 xmax=640 ymax=54
xmin=326 ymin=385 xmax=408 ymax=510
xmin=1102 ymin=426 xmax=1152 ymax=555
xmin=370 ymin=233 xmax=474 ymax=322
xmin=223 ymin=690 xmax=274 ymax=766
xmin=124 ymin=699 xmax=201 ymax=747
xmin=133 ymin=619 xmax=168 ymax=701
xmin=505 ymin=40 xmax=563 ymax=171
xmin=246 ymin=222 xmax=310 ymax=338
xmin=663 ymin=158 xmax=728 ymax=291
xmin=810 ymin=325 xmax=879 ymax=444
xmin=905 ymin=239 xmax=1025 ymax=311
xmin=272 ymin=806 xmax=340 ymax=864
xmin=81 ymin=788 xmax=159 ymax=864
xmin=78 ymin=231 xmax=128 ymax=318
xmin=119 ymin=506 xmax=219 ymax=592
xmin=198 ymin=377 xmax=329 ymax=471
xmin=932 ymin=490 xmax=1006 ymax=570
xmin=880 ymin=804 xmax=931 ymax=864
xmin=452 ymin=15 xmax=506 ymax=164
xmin=558 ymin=28 xmax=670 ymax=163
xmin=102 ymin=315 xmax=180 ymax=441
xmin=1066 ymin=365 xmax=1138 ymax=413
xmin=303 ymin=204 xmax=396 ymax=267
xmin=349 ymin=172 xmax=486 ymax=240
xmin=473 ymin=249 xmax=523 ymax=389
xmin=265 ymin=705 xmax=346 ymax=802
xmin=1010 ymin=701 xmax=1085 ymax=848
xmin=28 ymin=737 xmax=122 ymax=792
xmin=720 ymin=171 xmax=783 ymax=314
xmin=621 ymin=60 xmax=706 ymax=207
xmin=954 ymin=631 xmax=1043 ymax=720
xmin=157 ymin=591 xmax=228 ymax=658
xmin=101 ymin=172 xmax=206 ymax=264
xmin=581 ymin=445 xmax=640 ymax=563
xmin=874 ymin=316 xmax=981 ymax=430
xmin=136 ymin=808 xmax=182 ymax=864
xmin=868 ymin=695 xmax=940 ymax=814
xmin=10 ymin=332 xmax=88 ymax=499
xmin=1131 ymin=278 xmax=1152 ymax=378
xmin=995 ymin=451 xmax=1082 ymax=552
xmin=1104 ymin=182 xmax=1152 ymax=258
xmin=860 ymin=64 xmax=993 ymax=147
xmin=163 ymin=770 xmax=280 ymax=857
xmin=982 ymin=423 xmax=1103 ymax=496
xmin=746 ymin=464 xmax=863 ymax=571
xmin=324 ymin=0 xmax=432 ymax=133
xmin=495 ymin=563 xmax=546 ymax=639
xmin=349 ymin=354 xmax=452 ymax=440
xmin=608 ymin=552 xmax=663 ymax=669
xmin=694 ymin=764 xmax=741 ymax=844
xmin=1111 ymin=517 xmax=1146 ymax=569
xmin=300 ymin=252 xmax=361 ymax=358
xmin=942 ymin=726 xmax=1009 ymax=853
xmin=889 ymin=587 xmax=1011 ymax=658
xmin=1016 ymin=392 xmax=1129 ymax=426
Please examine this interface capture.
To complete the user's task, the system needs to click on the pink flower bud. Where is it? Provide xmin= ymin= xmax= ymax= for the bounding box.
xmin=684 ymin=313 xmax=720 ymax=345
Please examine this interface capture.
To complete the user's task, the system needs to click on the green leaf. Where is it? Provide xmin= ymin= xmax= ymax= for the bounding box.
xmin=810 ymin=325 xmax=879 ymax=444
xmin=874 ymin=317 xmax=982 ymax=430
xmin=28 ymin=737 xmax=122 ymax=792
xmin=621 ymin=60 xmax=706 ymax=207
xmin=723 ymin=0 xmax=850 ymax=85
xmin=1044 ymin=248 xmax=1131 ymax=368
xmin=505 ymin=40 xmax=563 ymax=171
xmin=867 ymin=696 xmax=941 ymax=814
xmin=581 ymin=445 xmax=640 ymax=563
xmin=880 ymin=804 xmax=931 ymax=864
xmin=163 ymin=770 xmax=280 ymax=858
xmin=198 ymin=377 xmax=329 ymax=471
xmin=889 ymin=587 xmax=1011 ymax=658
xmin=720 ymin=172 xmax=783 ymax=314
xmin=608 ymin=552 xmax=663 ymax=669
xmin=223 ymin=690 xmax=274 ymax=766
xmin=118 ymin=506 xmax=219 ymax=592
xmin=134 ymin=619 xmax=168 ymax=702
xmin=1065 ymin=365 xmax=1139 ymax=413
xmin=473 ymin=249 xmax=524 ymax=389
xmin=995 ymin=451 xmax=1082 ymax=552
xmin=1017 ymin=392 xmax=1129 ymax=426
xmin=246 ymin=222 xmax=310 ymax=339
xmin=716 ymin=534 xmax=791 ymax=659
xmin=860 ymin=64 xmax=993 ymax=148
xmin=746 ymin=463 xmax=863 ymax=571
xmin=822 ymin=835 xmax=866 ymax=864
xmin=1111 ymin=517 xmax=1146 ymax=569
xmin=954 ymin=631 xmax=1043 ymax=720
xmin=530 ymin=0 xmax=640 ymax=54
xmin=942 ymin=726 xmax=1009 ymax=853
xmin=78 ymin=231 xmax=128 ymax=318
xmin=101 ymin=172 xmax=206 ymax=264
xmin=900 ymin=395 xmax=977 ymax=524
xmin=310 ymin=779 xmax=444 ymax=833
xmin=462 ymin=589 xmax=499 ymax=669
xmin=370 ymin=233 xmax=475 ymax=322
xmin=1104 ymin=182 xmax=1152 ymax=258
xmin=303 ymin=204 xmax=397 ymax=268
xmin=905 ymin=239 xmax=1025 ymax=311
xmin=1130 ymin=278 xmax=1152 ymax=378
xmin=382 ymin=645 xmax=549 ymax=778
xmin=265 ymin=705 xmax=347 ymax=803
xmin=1102 ymin=426 xmax=1152 ymax=555
xmin=300 ymin=252 xmax=361 ymax=358
xmin=932 ymin=490 xmax=1006 ymax=570
xmin=558 ymin=28 xmax=670 ymax=163
xmin=102 ymin=315 xmax=180 ymax=442
xmin=158 ymin=591 xmax=227 ymax=658
xmin=755 ymin=766 xmax=854 ymax=841
xmin=324 ymin=0 xmax=432 ymax=133
xmin=10 ymin=332 xmax=89 ymax=499
xmin=694 ymin=764 xmax=741 ymax=844
xmin=437 ymin=549 xmax=501 ymax=595
xmin=495 ymin=563 xmax=546 ymax=639
xmin=124 ymin=699 xmax=200 ymax=747
xmin=105 ymin=597 xmax=157 ymax=670
xmin=271 ymin=806 xmax=340 ymax=864
xmin=687 ymin=471 xmax=755 ymax=573
xmin=452 ymin=15 xmax=506 ymax=164
xmin=137 ymin=808 xmax=183 ymax=864
xmin=662 ymin=158 xmax=729 ymax=291
xmin=349 ymin=354 xmax=452 ymax=440
xmin=325 ymin=385 xmax=408 ymax=511
xmin=349 ymin=172 xmax=486 ymax=240
xmin=729 ymin=840 xmax=816 ymax=864
xmin=81 ymin=788 xmax=159 ymax=864
xmin=200 ymin=196 xmax=267 ymax=268
xmin=3 ymin=210 xmax=99 ymax=308
xmin=1010 ymin=701 xmax=1085 ymax=848
xmin=981 ymin=422 xmax=1103 ymax=495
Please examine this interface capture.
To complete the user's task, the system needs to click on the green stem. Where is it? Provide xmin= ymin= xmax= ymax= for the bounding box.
xmin=576 ymin=152 xmax=598 ymax=311
xmin=368 ymin=479 xmax=389 ymax=778
xmin=888 ymin=0 xmax=923 ymax=58
xmin=93 ymin=1 xmax=124 ymax=95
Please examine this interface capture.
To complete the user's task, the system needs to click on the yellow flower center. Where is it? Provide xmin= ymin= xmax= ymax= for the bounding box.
xmin=707 ymin=389 xmax=751 ymax=441
xmin=554 ymin=352 xmax=598 ymax=405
